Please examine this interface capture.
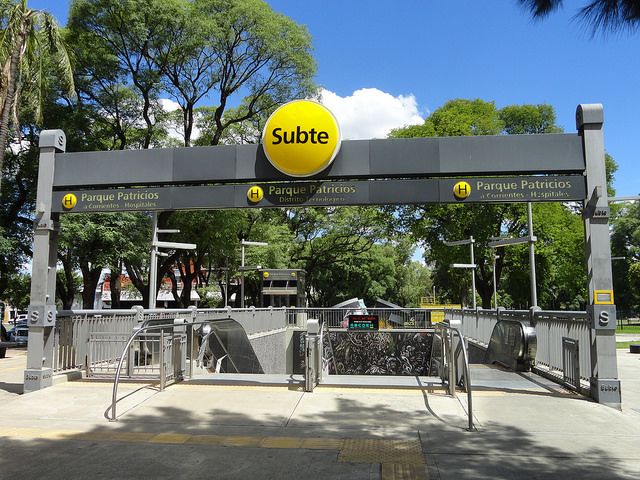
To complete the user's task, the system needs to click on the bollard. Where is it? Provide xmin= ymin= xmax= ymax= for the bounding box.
xmin=305 ymin=319 xmax=320 ymax=392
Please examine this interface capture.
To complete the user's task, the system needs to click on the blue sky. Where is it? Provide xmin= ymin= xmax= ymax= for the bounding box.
xmin=33 ymin=0 xmax=640 ymax=196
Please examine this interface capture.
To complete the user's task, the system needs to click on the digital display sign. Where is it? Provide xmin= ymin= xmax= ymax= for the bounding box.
xmin=347 ymin=315 xmax=379 ymax=331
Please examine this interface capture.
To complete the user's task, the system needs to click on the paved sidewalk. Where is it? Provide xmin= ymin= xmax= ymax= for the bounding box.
xmin=1 ymin=350 xmax=639 ymax=479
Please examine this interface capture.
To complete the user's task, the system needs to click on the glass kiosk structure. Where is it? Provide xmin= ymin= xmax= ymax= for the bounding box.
xmin=259 ymin=269 xmax=306 ymax=307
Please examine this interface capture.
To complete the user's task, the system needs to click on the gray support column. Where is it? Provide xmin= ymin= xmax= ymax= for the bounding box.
xmin=577 ymin=104 xmax=621 ymax=407
xmin=527 ymin=202 xmax=538 ymax=307
xmin=149 ymin=212 xmax=158 ymax=309
xmin=25 ymin=130 xmax=66 ymax=392
xmin=469 ymin=237 xmax=476 ymax=309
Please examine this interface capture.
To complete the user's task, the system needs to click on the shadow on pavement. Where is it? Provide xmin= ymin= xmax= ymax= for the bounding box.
xmin=0 ymin=380 xmax=639 ymax=480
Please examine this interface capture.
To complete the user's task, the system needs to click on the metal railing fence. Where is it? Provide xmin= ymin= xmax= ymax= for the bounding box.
xmin=286 ymin=307 xmax=436 ymax=328
xmin=532 ymin=310 xmax=591 ymax=390
xmin=53 ymin=307 xmax=289 ymax=375
xmin=54 ymin=309 xmax=141 ymax=373
xmin=447 ymin=308 xmax=591 ymax=393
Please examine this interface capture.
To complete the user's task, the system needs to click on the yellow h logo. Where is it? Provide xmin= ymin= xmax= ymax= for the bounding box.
xmin=247 ymin=186 xmax=264 ymax=203
xmin=453 ymin=181 xmax=471 ymax=200
xmin=62 ymin=193 xmax=77 ymax=210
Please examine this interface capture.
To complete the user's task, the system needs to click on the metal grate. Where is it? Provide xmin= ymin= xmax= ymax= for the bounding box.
xmin=562 ymin=337 xmax=580 ymax=390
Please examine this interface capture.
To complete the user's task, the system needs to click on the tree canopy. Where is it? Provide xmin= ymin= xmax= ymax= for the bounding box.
xmin=0 ymin=0 xmax=74 ymax=197
xmin=517 ymin=0 xmax=640 ymax=35
xmin=390 ymin=99 xmax=594 ymax=309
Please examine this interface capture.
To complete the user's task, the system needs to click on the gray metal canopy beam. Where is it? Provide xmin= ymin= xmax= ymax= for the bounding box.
xmin=52 ymin=134 xmax=585 ymax=188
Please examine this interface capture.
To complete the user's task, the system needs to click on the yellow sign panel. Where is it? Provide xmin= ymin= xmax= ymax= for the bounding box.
xmin=262 ymin=100 xmax=341 ymax=177
xmin=247 ymin=185 xmax=264 ymax=203
xmin=62 ymin=193 xmax=77 ymax=210
xmin=453 ymin=181 xmax=471 ymax=200
xmin=594 ymin=289 xmax=614 ymax=305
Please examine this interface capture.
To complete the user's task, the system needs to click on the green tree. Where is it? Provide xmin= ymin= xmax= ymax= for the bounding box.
xmin=628 ymin=262 xmax=640 ymax=312
xmin=63 ymin=0 xmax=315 ymax=304
xmin=390 ymin=100 xmax=589 ymax=309
xmin=162 ymin=209 xmax=256 ymax=307
xmin=187 ymin=0 xmax=316 ymax=146
xmin=499 ymin=104 xmax=562 ymax=134
xmin=154 ymin=0 xmax=316 ymax=146
xmin=57 ymin=213 xmax=150 ymax=308
xmin=67 ymin=0 xmax=173 ymax=149
xmin=517 ymin=0 xmax=640 ymax=35
xmin=0 ymin=0 xmax=74 ymax=195
xmin=611 ymin=200 xmax=640 ymax=314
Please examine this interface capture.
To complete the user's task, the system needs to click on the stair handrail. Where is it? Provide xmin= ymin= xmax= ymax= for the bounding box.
xmin=109 ymin=320 xmax=214 ymax=422
xmin=435 ymin=322 xmax=475 ymax=431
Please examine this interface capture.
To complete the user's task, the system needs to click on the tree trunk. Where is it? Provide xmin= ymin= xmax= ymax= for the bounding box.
xmin=124 ymin=261 xmax=149 ymax=307
xmin=109 ymin=260 xmax=122 ymax=309
xmin=56 ymin=255 xmax=76 ymax=310
xmin=80 ymin=263 xmax=102 ymax=309
xmin=167 ymin=270 xmax=181 ymax=307
xmin=0 ymin=39 xmax=24 ymax=197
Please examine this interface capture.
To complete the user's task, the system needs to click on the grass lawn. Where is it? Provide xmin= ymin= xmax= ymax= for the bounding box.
xmin=616 ymin=341 xmax=640 ymax=349
xmin=616 ymin=325 xmax=640 ymax=334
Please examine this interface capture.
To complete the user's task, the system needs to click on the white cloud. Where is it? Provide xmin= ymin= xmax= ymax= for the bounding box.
xmin=319 ymin=88 xmax=424 ymax=140
xmin=159 ymin=98 xmax=202 ymax=144
xmin=159 ymin=98 xmax=181 ymax=112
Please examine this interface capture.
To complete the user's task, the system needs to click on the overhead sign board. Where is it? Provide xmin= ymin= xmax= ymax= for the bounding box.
xmin=261 ymin=100 xmax=341 ymax=177
xmin=52 ymin=135 xmax=585 ymax=188
xmin=52 ymin=175 xmax=586 ymax=213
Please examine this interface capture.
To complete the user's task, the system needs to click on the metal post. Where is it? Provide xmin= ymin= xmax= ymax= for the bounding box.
xmin=492 ymin=255 xmax=499 ymax=309
xmin=25 ymin=130 xmax=66 ymax=392
xmin=159 ymin=329 xmax=165 ymax=391
xmin=225 ymin=263 xmax=229 ymax=307
xmin=305 ymin=319 xmax=320 ymax=392
xmin=240 ymin=241 xmax=245 ymax=308
xmin=527 ymin=202 xmax=538 ymax=307
xmin=448 ymin=327 xmax=456 ymax=396
xmin=149 ymin=212 xmax=158 ymax=309
xmin=470 ymin=236 xmax=476 ymax=309
xmin=239 ymin=240 xmax=268 ymax=308
xmin=577 ymin=104 xmax=620 ymax=408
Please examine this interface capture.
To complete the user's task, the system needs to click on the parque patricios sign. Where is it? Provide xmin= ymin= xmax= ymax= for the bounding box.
xmin=27 ymin=103 xmax=622 ymax=408
xmin=54 ymin=175 xmax=586 ymax=212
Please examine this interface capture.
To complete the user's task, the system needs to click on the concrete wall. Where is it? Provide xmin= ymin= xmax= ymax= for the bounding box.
xmin=248 ymin=330 xmax=287 ymax=374
xmin=225 ymin=309 xmax=287 ymax=335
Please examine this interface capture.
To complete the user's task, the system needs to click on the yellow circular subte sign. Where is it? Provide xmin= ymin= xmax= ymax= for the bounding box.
xmin=62 ymin=193 xmax=77 ymax=210
xmin=453 ymin=181 xmax=471 ymax=200
xmin=247 ymin=185 xmax=264 ymax=203
xmin=262 ymin=100 xmax=341 ymax=177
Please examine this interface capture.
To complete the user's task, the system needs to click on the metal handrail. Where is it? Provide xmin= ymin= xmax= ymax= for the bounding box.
xmin=108 ymin=320 xmax=214 ymax=422
xmin=436 ymin=323 xmax=475 ymax=432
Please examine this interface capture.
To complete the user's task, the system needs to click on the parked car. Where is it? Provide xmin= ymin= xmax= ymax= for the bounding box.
xmin=13 ymin=313 xmax=28 ymax=324
xmin=9 ymin=326 xmax=28 ymax=346
xmin=0 ymin=323 xmax=8 ymax=358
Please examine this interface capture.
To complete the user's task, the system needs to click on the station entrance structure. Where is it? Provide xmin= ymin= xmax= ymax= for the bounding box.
xmin=27 ymin=103 xmax=619 ymax=406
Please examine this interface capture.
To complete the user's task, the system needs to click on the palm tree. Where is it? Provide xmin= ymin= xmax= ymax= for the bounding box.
xmin=518 ymin=0 xmax=640 ymax=35
xmin=0 ymin=0 xmax=74 ymax=195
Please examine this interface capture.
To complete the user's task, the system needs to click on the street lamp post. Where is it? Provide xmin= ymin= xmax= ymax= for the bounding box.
xmin=149 ymin=212 xmax=196 ymax=309
xmin=444 ymin=236 xmax=476 ymax=309
xmin=488 ymin=202 xmax=537 ymax=308
xmin=240 ymin=239 xmax=268 ymax=308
